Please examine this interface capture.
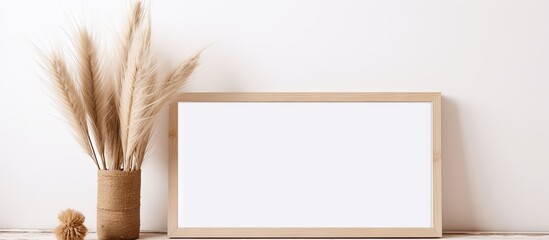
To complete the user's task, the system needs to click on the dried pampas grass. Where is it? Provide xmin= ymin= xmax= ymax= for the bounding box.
xmin=40 ymin=1 xmax=200 ymax=171
xmin=54 ymin=209 xmax=88 ymax=240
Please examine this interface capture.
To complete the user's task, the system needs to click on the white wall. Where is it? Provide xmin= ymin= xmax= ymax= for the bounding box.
xmin=1 ymin=0 xmax=549 ymax=232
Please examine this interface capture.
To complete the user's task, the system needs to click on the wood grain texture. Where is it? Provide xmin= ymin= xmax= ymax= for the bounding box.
xmin=2 ymin=231 xmax=549 ymax=240
xmin=176 ymin=92 xmax=440 ymax=102
xmin=170 ymin=228 xmax=440 ymax=238
xmin=168 ymin=92 xmax=442 ymax=238
xmin=168 ymin=104 xmax=179 ymax=237
xmin=433 ymin=93 xmax=443 ymax=235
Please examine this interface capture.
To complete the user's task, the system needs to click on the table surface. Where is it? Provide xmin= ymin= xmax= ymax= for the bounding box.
xmin=1 ymin=231 xmax=549 ymax=240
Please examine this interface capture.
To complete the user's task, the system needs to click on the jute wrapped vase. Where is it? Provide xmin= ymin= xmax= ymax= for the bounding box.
xmin=97 ymin=170 xmax=141 ymax=240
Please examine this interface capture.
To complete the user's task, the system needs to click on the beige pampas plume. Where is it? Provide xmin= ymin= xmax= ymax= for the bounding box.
xmin=75 ymin=27 xmax=108 ymax=170
xmin=40 ymin=0 xmax=201 ymax=171
xmin=133 ymin=52 xmax=201 ymax=170
xmin=44 ymin=52 xmax=100 ymax=169
xmin=54 ymin=209 xmax=88 ymax=240
xmin=119 ymin=3 xmax=154 ymax=171
xmin=104 ymin=88 xmax=124 ymax=170
xmin=115 ymin=0 xmax=145 ymax=99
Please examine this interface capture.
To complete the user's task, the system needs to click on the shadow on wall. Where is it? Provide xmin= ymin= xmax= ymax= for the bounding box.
xmin=442 ymin=97 xmax=477 ymax=231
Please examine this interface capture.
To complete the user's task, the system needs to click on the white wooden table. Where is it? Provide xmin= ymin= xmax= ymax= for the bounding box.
xmin=1 ymin=231 xmax=549 ymax=240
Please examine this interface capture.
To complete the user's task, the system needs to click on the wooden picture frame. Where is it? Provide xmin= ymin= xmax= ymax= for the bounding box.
xmin=168 ymin=93 xmax=442 ymax=238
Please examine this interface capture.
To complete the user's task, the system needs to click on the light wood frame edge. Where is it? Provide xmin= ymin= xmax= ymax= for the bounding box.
xmin=168 ymin=103 xmax=179 ymax=238
xmin=168 ymin=92 xmax=442 ymax=238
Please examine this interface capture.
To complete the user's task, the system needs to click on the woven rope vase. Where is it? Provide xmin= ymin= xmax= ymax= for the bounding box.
xmin=97 ymin=170 xmax=141 ymax=240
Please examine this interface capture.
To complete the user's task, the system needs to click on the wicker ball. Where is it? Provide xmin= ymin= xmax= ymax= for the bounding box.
xmin=54 ymin=209 xmax=88 ymax=240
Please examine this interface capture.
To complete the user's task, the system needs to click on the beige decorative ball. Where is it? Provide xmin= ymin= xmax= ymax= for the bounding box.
xmin=54 ymin=209 xmax=88 ymax=240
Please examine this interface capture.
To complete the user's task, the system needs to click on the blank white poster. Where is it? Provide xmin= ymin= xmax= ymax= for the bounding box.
xmin=178 ymin=102 xmax=432 ymax=228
